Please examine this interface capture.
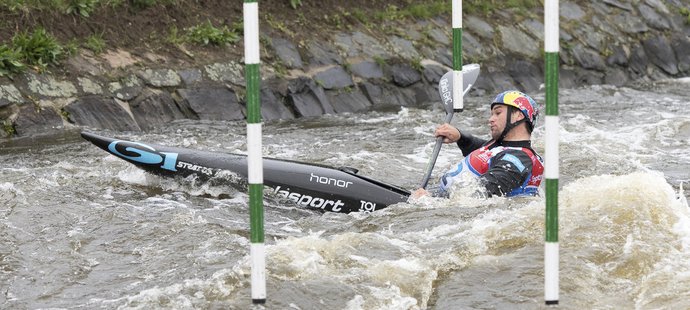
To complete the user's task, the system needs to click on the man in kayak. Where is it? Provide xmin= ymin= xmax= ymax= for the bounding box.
xmin=412 ymin=90 xmax=544 ymax=199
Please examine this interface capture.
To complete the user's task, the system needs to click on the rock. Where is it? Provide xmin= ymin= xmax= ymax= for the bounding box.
xmin=333 ymin=32 xmax=388 ymax=59
xmin=64 ymin=96 xmax=140 ymax=131
xmin=0 ymin=84 xmax=25 ymax=108
xmin=25 ymin=73 xmax=78 ymax=98
xmin=14 ymin=104 xmax=64 ymax=136
xmin=560 ymin=2 xmax=586 ymax=20
xmin=573 ymin=23 xmax=606 ymax=51
xmin=576 ymin=69 xmax=605 ymax=85
xmin=558 ymin=68 xmax=579 ymax=89
xmin=520 ymin=19 xmax=544 ymax=42
xmin=313 ymin=66 xmax=354 ymax=89
xmin=433 ymin=46 xmax=453 ymax=68
xmin=389 ymin=36 xmax=420 ymax=59
xmin=422 ymin=64 xmax=446 ymax=85
xmin=643 ymin=36 xmax=678 ymax=75
xmin=604 ymin=67 xmax=630 ymax=86
xmin=629 ymin=46 xmax=649 ymax=77
xmin=462 ymin=32 xmax=490 ymax=61
xmin=137 ymin=69 xmax=182 ymax=87
xmin=428 ymin=27 xmax=450 ymax=45
xmin=353 ymin=32 xmax=387 ymax=59
xmin=639 ymin=4 xmax=671 ymax=30
xmin=613 ymin=11 xmax=649 ymax=34
xmin=498 ymin=26 xmax=540 ymax=59
xmin=306 ymin=41 xmax=341 ymax=67
xmin=204 ymin=62 xmax=244 ymax=85
xmin=327 ymin=88 xmax=372 ymax=113
xmin=488 ymin=71 xmax=518 ymax=92
xmin=671 ymin=34 xmax=690 ymax=73
xmin=359 ymin=81 xmax=415 ymax=108
xmin=77 ymin=77 xmax=104 ymax=95
xmin=129 ymin=89 xmax=187 ymax=131
xmin=108 ymin=75 xmax=143 ymax=101
xmin=390 ymin=64 xmax=421 ymax=87
xmin=606 ymin=45 xmax=630 ymax=66
xmin=350 ymin=61 xmax=384 ymax=79
xmin=507 ymin=61 xmax=542 ymax=92
xmin=287 ymin=77 xmax=335 ymax=117
xmin=466 ymin=15 xmax=494 ymax=40
xmin=260 ymin=87 xmax=295 ymax=120
xmin=571 ymin=44 xmax=607 ymax=71
xmin=176 ymin=86 xmax=245 ymax=121
xmin=271 ymin=37 xmax=304 ymax=69
xmin=178 ymin=69 xmax=203 ymax=86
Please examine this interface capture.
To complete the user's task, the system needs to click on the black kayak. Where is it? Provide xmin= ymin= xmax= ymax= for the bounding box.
xmin=82 ymin=131 xmax=410 ymax=213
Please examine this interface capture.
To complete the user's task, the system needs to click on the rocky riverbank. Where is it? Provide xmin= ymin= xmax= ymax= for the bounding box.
xmin=1 ymin=0 xmax=689 ymax=139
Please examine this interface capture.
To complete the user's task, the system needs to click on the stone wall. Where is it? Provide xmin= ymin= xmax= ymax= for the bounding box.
xmin=1 ymin=0 xmax=689 ymax=139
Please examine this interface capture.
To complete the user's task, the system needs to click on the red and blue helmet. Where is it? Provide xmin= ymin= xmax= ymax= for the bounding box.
xmin=490 ymin=90 xmax=539 ymax=127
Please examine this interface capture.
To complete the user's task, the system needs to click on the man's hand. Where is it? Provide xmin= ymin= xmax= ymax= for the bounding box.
xmin=435 ymin=123 xmax=461 ymax=144
xmin=410 ymin=188 xmax=430 ymax=200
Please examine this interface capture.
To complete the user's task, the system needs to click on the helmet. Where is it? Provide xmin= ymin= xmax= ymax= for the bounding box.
xmin=490 ymin=91 xmax=538 ymax=127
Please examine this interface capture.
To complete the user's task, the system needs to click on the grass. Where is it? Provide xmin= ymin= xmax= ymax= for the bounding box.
xmin=84 ymin=33 xmax=106 ymax=54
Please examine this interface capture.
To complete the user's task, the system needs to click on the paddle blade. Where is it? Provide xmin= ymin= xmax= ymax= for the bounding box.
xmin=438 ymin=63 xmax=481 ymax=114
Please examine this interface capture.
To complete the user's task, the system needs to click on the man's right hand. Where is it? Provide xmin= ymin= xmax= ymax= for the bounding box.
xmin=434 ymin=123 xmax=461 ymax=143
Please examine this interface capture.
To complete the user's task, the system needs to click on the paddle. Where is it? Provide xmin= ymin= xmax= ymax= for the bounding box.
xmin=419 ymin=63 xmax=480 ymax=189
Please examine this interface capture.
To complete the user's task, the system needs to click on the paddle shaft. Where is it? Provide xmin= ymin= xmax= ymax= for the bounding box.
xmin=419 ymin=112 xmax=455 ymax=189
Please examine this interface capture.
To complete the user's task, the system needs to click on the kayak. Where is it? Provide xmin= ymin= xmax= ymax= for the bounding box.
xmin=82 ymin=64 xmax=481 ymax=213
xmin=82 ymin=131 xmax=410 ymax=213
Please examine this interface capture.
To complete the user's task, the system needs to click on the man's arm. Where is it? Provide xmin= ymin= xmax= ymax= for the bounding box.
xmin=478 ymin=149 xmax=533 ymax=197
xmin=456 ymin=132 xmax=487 ymax=156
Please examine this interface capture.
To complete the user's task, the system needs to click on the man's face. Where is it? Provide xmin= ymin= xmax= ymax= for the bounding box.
xmin=489 ymin=105 xmax=524 ymax=140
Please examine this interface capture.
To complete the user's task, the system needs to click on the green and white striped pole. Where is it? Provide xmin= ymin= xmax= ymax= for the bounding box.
xmin=244 ymin=0 xmax=266 ymax=304
xmin=452 ymin=0 xmax=463 ymax=112
xmin=544 ymin=0 xmax=560 ymax=305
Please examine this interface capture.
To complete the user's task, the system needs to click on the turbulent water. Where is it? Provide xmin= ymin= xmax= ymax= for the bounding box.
xmin=1 ymin=80 xmax=689 ymax=309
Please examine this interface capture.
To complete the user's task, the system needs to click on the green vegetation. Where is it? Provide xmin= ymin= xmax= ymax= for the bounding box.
xmin=186 ymin=20 xmax=240 ymax=46
xmin=84 ymin=33 xmax=106 ymax=54
xmin=66 ymin=0 xmax=98 ymax=17
xmin=680 ymin=7 xmax=690 ymax=24
xmin=2 ymin=120 xmax=15 ymax=136
xmin=0 ymin=44 xmax=24 ymax=76
xmin=12 ymin=28 xmax=65 ymax=71
xmin=289 ymin=0 xmax=301 ymax=10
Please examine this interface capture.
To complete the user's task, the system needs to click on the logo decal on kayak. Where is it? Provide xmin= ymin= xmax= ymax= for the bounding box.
xmin=309 ymin=173 xmax=353 ymax=188
xmin=177 ymin=161 xmax=214 ymax=176
xmin=108 ymin=140 xmax=178 ymax=172
xmin=274 ymin=186 xmax=344 ymax=212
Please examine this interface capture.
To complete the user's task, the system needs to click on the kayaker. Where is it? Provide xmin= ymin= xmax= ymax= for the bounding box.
xmin=412 ymin=90 xmax=544 ymax=199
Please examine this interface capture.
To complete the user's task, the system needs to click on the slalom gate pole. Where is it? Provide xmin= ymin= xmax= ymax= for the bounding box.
xmin=544 ymin=0 xmax=560 ymax=305
xmin=243 ymin=0 xmax=266 ymax=304
xmin=452 ymin=0 xmax=463 ymax=112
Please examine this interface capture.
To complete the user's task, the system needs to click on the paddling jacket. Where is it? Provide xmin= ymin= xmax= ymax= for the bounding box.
xmin=435 ymin=132 xmax=544 ymax=197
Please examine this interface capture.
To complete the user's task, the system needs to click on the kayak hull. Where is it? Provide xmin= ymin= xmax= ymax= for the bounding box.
xmin=82 ymin=132 xmax=410 ymax=213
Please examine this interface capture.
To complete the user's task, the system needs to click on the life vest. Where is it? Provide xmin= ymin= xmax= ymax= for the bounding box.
xmin=439 ymin=144 xmax=544 ymax=197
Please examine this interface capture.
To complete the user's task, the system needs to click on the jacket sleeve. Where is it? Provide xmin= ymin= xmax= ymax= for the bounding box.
xmin=478 ymin=149 xmax=533 ymax=197
xmin=456 ymin=132 xmax=488 ymax=156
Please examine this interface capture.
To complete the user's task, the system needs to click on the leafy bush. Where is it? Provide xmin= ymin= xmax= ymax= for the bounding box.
xmin=66 ymin=0 xmax=98 ymax=17
xmin=0 ymin=44 xmax=25 ymax=76
xmin=186 ymin=20 xmax=239 ymax=46
xmin=11 ymin=28 xmax=64 ymax=70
